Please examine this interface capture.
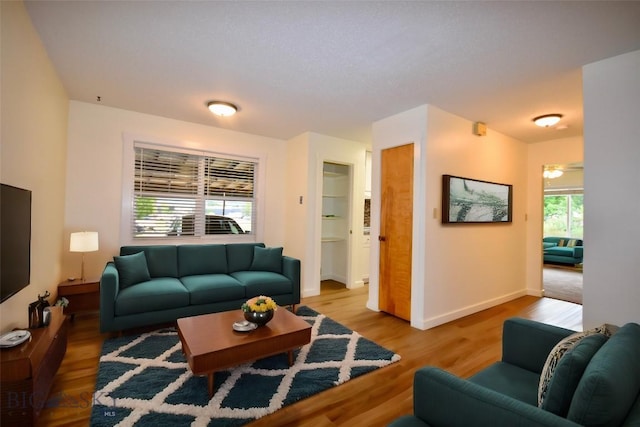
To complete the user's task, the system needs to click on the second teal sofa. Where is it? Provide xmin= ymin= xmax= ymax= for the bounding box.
xmin=543 ymin=237 xmax=584 ymax=265
xmin=100 ymin=243 xmax=300 ymax=333
xmin=389 ymin=317 xmax=640 ymax=427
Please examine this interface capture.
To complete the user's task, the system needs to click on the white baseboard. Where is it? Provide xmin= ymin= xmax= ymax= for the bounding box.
xmin=320 ymin=273 xmax=347 ymax=283
xmin=301 ymin=287 xmax=320 ymax=298
xmin=418 ymin=290 xmax=527 ymax=330
xmin=528 ymin=288 xmax=544 ymax=297
xmin=366 ymin=298 xmax=379 ymax=312
xmin=349 ymin=280 xmax=365 ymax=289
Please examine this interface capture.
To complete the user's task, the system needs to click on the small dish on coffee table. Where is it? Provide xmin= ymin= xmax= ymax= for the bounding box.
xmin=232 ymin=320 xmax=258 ymax=332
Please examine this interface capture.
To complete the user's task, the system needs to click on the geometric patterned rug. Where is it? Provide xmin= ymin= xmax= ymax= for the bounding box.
xmin=90 ymin=306 xmax=401 ymax=426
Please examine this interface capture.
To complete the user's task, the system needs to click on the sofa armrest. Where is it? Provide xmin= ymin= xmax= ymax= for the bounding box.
xmin=502 ymin=318 xmax=575 ymax=373
xmin=99 ymin=262 xmax=119 ymax=333
xmin=412 ymin=367 xmax=582 ymax=427
xmin=282 ymin=256 xmax=301 ymax=304
xmin=572 ymin=246 xmax=583 ymax=258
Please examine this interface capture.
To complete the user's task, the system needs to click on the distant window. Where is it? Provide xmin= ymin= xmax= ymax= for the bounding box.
xmin=543 ymin=192 xmax=583 ymax=239
xmin=131 ymin=144 xmax=257 ymax=239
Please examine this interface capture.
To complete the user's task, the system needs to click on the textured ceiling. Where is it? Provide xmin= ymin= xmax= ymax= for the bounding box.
xmin=24 ymin=1 xmax=640 ymax=144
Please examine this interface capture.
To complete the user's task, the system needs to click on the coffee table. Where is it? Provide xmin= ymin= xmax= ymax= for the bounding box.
xmin=177 ymin=308 xmax=312 ymax=397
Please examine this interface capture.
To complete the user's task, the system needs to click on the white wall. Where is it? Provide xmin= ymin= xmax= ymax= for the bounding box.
xmin=63 ymin=101 xmax=288 ymax=279
xmin=0 ymin=1 xmax=69 ymax=332
xmin=284 ymin=133 xmax=315 ymax=295
xmin=285 ymin=132 xmax=367 ymax=297
xmin=423 ymin=106 xmax=528 ymax=328
xmin=582 ymin=50 xmax=640 ymax=328
xmin=526 ymin=136 xmax=583 ymax=298
xmin=371 ymin=105 xmax=529 ymax=329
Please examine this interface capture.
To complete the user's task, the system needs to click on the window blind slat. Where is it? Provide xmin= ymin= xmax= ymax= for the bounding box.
xmin=132 ymin=145 xmax=256 ymax=238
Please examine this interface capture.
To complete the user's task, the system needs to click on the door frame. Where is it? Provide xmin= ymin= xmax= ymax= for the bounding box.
xmin=312 ymin=157 xmax=361 ymax=291
xmin=379 ymin=143 xmax=414 ymax=320
xmin=367 ymin=141 xmax=426 ymax=329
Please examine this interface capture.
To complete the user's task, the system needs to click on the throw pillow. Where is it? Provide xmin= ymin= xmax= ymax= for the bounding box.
xmin=567 ymin=239 xmax=577 ymax=247
xmin=538 ymin=324 xmax=614 ymax=407
xmin=541 ymin=333 xmax=609 ymax=416
xmin=250 ymin=246 xmax=283 ymax=273
xmin=114 ymin=251 xmax=151 ymax=289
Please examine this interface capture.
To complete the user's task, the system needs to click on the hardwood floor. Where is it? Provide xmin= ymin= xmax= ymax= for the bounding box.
xmin=38 ymin=281 xmax=582 ymax=426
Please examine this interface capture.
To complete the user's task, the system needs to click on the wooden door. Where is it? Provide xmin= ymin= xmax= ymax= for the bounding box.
xmin=379 ymin=143 xmax=413 ymax=321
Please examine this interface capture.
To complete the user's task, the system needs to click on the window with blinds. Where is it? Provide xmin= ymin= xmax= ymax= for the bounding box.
xmin=132 ymin=145 xmax=256 ymax=238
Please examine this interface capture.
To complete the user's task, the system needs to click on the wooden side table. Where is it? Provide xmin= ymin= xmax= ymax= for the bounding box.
xmin=57 ymin=278 xmax=100 ymax=320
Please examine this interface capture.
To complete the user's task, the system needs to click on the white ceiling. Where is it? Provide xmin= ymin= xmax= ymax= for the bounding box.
xmin=24 ymin=1 xmax=640 ymax=144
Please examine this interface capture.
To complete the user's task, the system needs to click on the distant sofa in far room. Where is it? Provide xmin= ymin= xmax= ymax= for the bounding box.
xmin=543 ymin=237 xmax=583 ymax=266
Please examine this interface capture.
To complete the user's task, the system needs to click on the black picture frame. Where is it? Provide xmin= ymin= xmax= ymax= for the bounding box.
xmin=442 ymin=175 xmax=512 ymax=224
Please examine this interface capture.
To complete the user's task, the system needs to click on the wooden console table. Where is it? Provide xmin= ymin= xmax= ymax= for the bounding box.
xmin=1 ymin=306 xmax=68 ymax=426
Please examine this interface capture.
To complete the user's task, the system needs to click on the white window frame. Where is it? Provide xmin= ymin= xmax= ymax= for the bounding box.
xmin=120 ymin=133 xmax=266 ymax=245
xmin=543 ymin=189 xmax=584 ymax=239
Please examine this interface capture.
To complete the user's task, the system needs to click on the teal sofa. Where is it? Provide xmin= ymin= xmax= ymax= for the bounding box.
xmin=99 ymin=243 xmax=300 ymax=333
xmin=543 ymin=237 xmax=584 ymax=266
xmin=389 ymin=318 xmax=640 ymax=427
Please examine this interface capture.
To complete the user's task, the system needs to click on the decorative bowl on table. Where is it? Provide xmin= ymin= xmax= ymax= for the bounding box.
xmin=241 ymin=295 xmax=277 ymax=326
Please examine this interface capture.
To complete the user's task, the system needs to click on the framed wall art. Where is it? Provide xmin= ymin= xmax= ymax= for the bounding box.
xmin=442 ymin=175 xmax=512 ymax=224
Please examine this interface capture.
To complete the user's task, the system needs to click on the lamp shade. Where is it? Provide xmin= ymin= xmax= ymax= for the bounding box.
xmin=70 ymin=231 xmax=99 ymax=252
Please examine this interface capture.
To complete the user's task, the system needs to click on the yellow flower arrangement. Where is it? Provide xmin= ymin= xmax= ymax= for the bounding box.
xmin=242 ymin=295 xmax=278 ymax=313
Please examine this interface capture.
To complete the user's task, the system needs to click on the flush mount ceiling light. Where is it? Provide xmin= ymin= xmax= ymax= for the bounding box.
xmin=533 ymin=114 xmax=563 ymax=127
xmin=207 ymin=101 xmax=237 ymax=117
xmin=543 ymin=168 xmax=564 ymax=179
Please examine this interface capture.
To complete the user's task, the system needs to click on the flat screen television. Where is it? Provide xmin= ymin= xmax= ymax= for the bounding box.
xmin=1 ymin=183 xmax=32 ymax=303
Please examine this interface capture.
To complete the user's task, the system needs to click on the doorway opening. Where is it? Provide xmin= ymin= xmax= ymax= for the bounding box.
xmin=320 ymin=162 xmax=351 ymax=289
xmin=542 ymin=163 xmax=583 ymax=305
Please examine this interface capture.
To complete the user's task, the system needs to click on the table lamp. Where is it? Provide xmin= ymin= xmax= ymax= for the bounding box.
xmin=70 ymin=231 xmax=99 ymax=282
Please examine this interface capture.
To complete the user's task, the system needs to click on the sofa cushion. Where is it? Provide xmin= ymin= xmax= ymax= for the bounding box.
xmin=538 ymin=325 xmax=613 ymax=406
xmin=226 ymin=243 xmax=264 ymax=272
xmin=250 ymin=246 xmax=283 ymax=273
xmin=177 ymin=244 xmax=227 ymax=276
xmin=543 ymin=237 xmax=583 ymax=247
xmin=115 ymin=277 xmax=189 ymax=316
xmin=120 ymin=245 xmax=178 ymax=278
xmin=180 ymin=274 xmax=245 ymax=305
xmin=468 ymin=362 xmax=541 ymax=406
xmin=230 ymin=271 xmax=293 ymax=297
xmin=541 ymin=333 xmax=609 ymax=416
xmin=113 ymin=251 xmax=151 ymax=289
xmin=567 ymin=323 xmax=640 ymax=427
xmin=544 ymin=246 xmax=577 ymax=257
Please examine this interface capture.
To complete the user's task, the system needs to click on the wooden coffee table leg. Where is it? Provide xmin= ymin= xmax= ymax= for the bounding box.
xmin=208 ymin=372 xmax=215 ymax=397
xmin=288 ymin=349 xmax=294 ymax=366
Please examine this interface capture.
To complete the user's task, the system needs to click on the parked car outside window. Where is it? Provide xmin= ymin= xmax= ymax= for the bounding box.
xmin=167 ymin=215 xmax=245 ymax=236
